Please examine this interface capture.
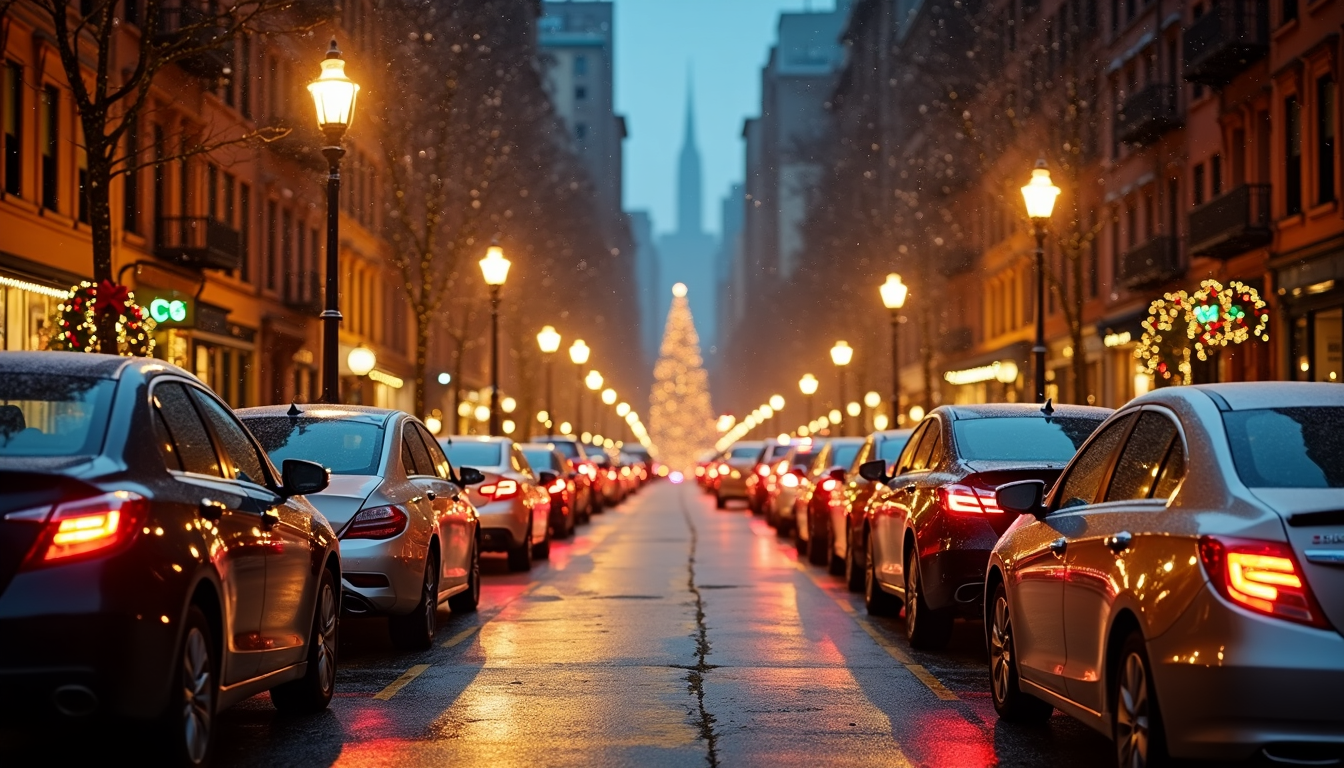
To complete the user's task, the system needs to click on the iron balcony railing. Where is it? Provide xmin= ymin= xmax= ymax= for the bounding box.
xmin=1183 ymin=1 xmax=1269 ymax=86
xmin=1116 ymin=84 xmax=1181 ymax=146
xmin=155 ymin=216 xmax=242 ymax=272
xmin=1119 ymin=235 xmax=1181 ymax=290
xmin=1188 ymin=184 xmax=1272 ymax=259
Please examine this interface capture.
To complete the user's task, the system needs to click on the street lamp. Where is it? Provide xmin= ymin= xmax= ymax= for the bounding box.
xmin=585 ymin=370 xmax=603 ymax=436
xmin=880 ymin=273 xmax=908 ymax=419
xmin=1021 ymin=157 xmax=1060 ymax=404
xmin=769 ymin=394 xmax=784 ymax=436
xmin=569 ymin=339 xmax=590 ymax=433
xmin=830 ymin=341 xmax=853 ymax=435
xmin=347 ymin=346 xmax=376 ymax=377
xmin=864 ymin=390 xmax=881 ymax=433
xmin=799 ymin=373 xmax=819 ymax=425
xmin=537 ymin=325 xmax=562 ymax=436
xmin=480 ymin=243 xmax=512 ymax=434
xmin=601 ymin=387 xmax=616 ymax=437
xmin=308 ymin=40 xmax=359 ymax=404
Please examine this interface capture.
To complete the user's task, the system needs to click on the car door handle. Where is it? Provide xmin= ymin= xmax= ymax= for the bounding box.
xmin=1105 ymin=531 xmax=1133 ymax=553
xmin=426 ymin=490 xmax=436 ymax=501
xmin=1050 ymin=537 xmax=1067 ymax=556
xmin=198 ymin=498 xmax=227 ymax=521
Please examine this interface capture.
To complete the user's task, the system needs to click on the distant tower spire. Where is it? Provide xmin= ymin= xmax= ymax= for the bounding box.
xmin=677 ymin=67 xmax=703 ymax=235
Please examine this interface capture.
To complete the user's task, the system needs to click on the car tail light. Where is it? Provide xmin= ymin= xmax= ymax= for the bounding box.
xmin=1199 ymin=536 xmax=1328 ymax=628
xmin=756 ymin=465 xmax=770 ymax=477
xmin=344 ymin=505 xmax=409 ymax=540
xmin=23 ymin=491 xmax=146 ymax=568
xmin=707 ymin=467 xmax=719 ymax=479
xmin=820 ymin=478 xmax=838 ymax=492
xmin=940 ymin=484 xmax=1003 ymax=514
xmin=621 ymin=467 xmax=632 ymax=478
xmin=548 ymin=479 xmax=567 ymax=494
xmin=478 ymin=479 xmax=520 ymax=502
xmin=780 ymin=473 xmax=800 ymax=488
xmin=607 ymin=470 xmax=618 ymax=481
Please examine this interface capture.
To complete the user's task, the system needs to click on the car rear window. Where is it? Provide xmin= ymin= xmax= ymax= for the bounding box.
xmin=833 ymin=444 xmax=861 ymax=469
xmin=730 ymin=446 xmax=759 ymax=459
xmin=245 ymin=417 xmax=384 ymax=476
xmin=442 ymin=441 xmax=504 ymax=468
xmin=0 ymin=375 xmax=114 ymax=457
xmin=522 ymin=449 xmax=560 ymax=471
xmin=547 ymin=441 xmax=582 ymax=460
xmin=952 ymin=417 xmax=1103 ymax=463
xmin=764 ymin=444 xmax=792 ymax=461
xmin=1223 ymin=407 xmax=1344 ymax=488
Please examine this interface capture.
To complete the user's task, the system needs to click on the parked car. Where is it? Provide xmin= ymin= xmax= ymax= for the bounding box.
xmin=586 ymin=447 xmax=625 ymax=506
xmin=746 ymin=440 xmax=798 ymax=515
xmin=0 ymin=352 xmax=338 ymax=767
xmin=987 ymin=383 xmax=1344 ymax=768
xmin=794 ymin=437 xmax=864 ymax=564
xmin=240 ymin=405 xmax=480 ymax=651
xmin=766 ymin=439 xmax=825 ymax=534
xmin=440 ymin=437 xmax=551 ymax=571
xmin=536 ymin=435 xmax=600 ymax=516
xmin=861 ymin=403 xmax=1110 ymax=648
xmin=830 ymin=429 xmax=916 ymax=590
xmin=715 ymin=441 xmax=763 ymax=508
xmin=520 ymin=443 xmax=580 ymax=538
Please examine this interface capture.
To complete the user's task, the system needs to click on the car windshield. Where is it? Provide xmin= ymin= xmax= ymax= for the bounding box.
xmin=522 ymin=449 xmax=560 ymax=471
xmin=246 ymin=418 xmax=384 ymax=475
xmin=443 ymin=441 xmax=504 ymax=468
xmin=1223 ymin=407 xmax=1344 ymax=488
xmin=833 ymin=444 xmax=861 ymax=469
xmin=952 ymin=417 xmax=1103 ymax=462
xmin=0 ymin=375 xmax=115 ymax=457
xmin=729 ymin=446 xmax=759 ymax=459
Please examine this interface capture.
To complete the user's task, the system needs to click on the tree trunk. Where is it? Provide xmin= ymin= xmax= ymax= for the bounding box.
xmin=87 ymin=160 xmax=118 ymax=354
xmin=413 ymin=308 xmax=428 ymax=419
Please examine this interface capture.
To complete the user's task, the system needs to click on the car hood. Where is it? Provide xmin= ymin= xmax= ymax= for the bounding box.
xmin=307 ymin=474 xmax=382 ymax=528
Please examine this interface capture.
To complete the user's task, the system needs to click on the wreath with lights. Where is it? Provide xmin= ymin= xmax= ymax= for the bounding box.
xmin=49 ymin=280 xmax=156 ymax=357
xmin=1136 ymin=290 xmax=1193 ymax=385
xmin=1188 ymin=279 xmax=1269 ymax=361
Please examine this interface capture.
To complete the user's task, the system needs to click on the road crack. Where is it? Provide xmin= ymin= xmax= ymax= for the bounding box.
xmin=681 ymin=495 xmax=720 ymax=768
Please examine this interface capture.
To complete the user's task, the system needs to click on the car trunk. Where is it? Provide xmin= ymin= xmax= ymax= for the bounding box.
xmin=962 ymin=461 xmax=1066 ymax=536
xmin=307 ymin=474 xmax=383 ymax=530
xmin=0 ymin=470 xmax=98 ymax=597
xmin=1252 ymin=488 xmax=1344 ymax=636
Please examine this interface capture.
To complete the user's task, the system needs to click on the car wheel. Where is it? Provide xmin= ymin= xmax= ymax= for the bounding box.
xmin=447 ymin=540 xmax=481 ymax=614
xmin=715 ymin=493 xmax=726 ymax=509
xmin=271 ymin=570 xmax=338 ymax=713
xmin=533 ymin=526 xmax=551 ymax=560
xmin=904 ymin=550 xmax=954 ymax=650
xmin=808 ymin=515 xmax=829 ymax=566
xmin=1114 ymin=631 xmax=1168 ymax=768
xmin=864 ymin=533 xmax=900 ymax=616
xmin=827 ymin=532 xmax=845 ymax=576
xmin=844 ymin=529 xmax=865 ymax=593
xmin=159 ymin=605 xmax=216 ymax=767
xmin=793 ymin=516 xmax=807 ymax=556
xmin=389 ymin=551 xmax=439 ymax=651
xmin=508 ymin=529 xmax=534 ymax=572
xmin=989 ymin=584 xmax=1053 ymax=722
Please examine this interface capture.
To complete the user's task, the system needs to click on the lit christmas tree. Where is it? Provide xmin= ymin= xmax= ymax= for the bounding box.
xmin=649 ymin=283 xmax=717 ymax=470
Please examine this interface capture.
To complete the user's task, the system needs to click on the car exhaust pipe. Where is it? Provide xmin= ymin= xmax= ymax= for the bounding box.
xmin=341 ymin=591 xmax=375 ymax=616
xmin=52 ymin=685 xmax=98 ymax=717
xmin=954 ymin=582 xmax=985 ymax=604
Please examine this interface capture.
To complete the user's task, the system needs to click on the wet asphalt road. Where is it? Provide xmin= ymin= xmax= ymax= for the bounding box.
xmin=13 ymin=480 xmax=1117 ymax=767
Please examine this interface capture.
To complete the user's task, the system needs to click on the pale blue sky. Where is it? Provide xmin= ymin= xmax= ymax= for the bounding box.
xmin=612 ymin=0 xmax=837 ymax=237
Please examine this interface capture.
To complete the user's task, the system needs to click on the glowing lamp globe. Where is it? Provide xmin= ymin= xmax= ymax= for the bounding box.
xmin=537 ymin=410 xmax=550 ymax=423
xmin=672 ymin=282 xmax=688 ymax=298
xmin=502 ymin=420 xmax=516 ymax=435
xmin=847 ymin=402 xmax=862 ymax=418
xmin=874 ymin=414 xmax=890 ymax=430
xmin=585 ymin=370 xmax=604 ymax=391
xmin=537 ymin=325 xmax=562 ymax=354
xmin=618 ymin=402 xmax=632 ymax=417
xmin=760 ymin=405 xmax=774 ymax=419
xmin=601 ymin=388 xmax=617 ymax=405
xmin=1021 ymin=158 xmax=1061 ymax=220
xmin=437 ymin=372 xmax=451 ymax=385
xmin=307 ymin=40 xmax=359 ymax=141
xmin=830 ymin=341 xmax=854 ymax=367
xmin=880 ymin=273 xmax=908 ymax=310
xmin=909 ymin=405 xmax=926 ymax=423
xmin=425 ymin=416 xmax=442 ymax=434
xmin=864 ymin=391 xmax=881 ymax=409
xmin=473 ymin=405 xmax=490 ymax=423
xmin=799 ymin=374 xmax=819 ymax=396
xmin=347 ymin=346 xmax=376 ymax=376
xmin=828 ymin=409 xmax=842 ymax=423
xmin=479 ymin=245 xmax=511 ymax=286
xmin=769 ymin=394 xmax=785 ymax=411
xmin=501 ymin=397 xmax=517 ymax=414
xmin=569 ymin=339 xmax=590 ymax=365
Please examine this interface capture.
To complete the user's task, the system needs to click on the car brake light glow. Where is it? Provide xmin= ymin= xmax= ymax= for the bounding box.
xmin=707 ymin=467 xmax=720 ymax=479
xmin=548 ymin=479 xmax=567 ymax=494
xmin=344 ymin=505 xmax=409 ymax=540
xmin=1199 ymin=536 xmax=1327 ymax=628
xmin=774 ymin=460 xmax=789 ymax=475
xmin=820 ymin=478 xmax=838 ymax=492
xmin=478 ymin=479 xmax=520 ymax=502
xmin=607 ymin=470 xmax=619 ymax=481
xmin=25 ymin=491 xmax=146 ymax=567
xmin=941 ymin=484 xmax=1003 ymax=514
xmin=780 ymin=473 xmax=800 ymax=488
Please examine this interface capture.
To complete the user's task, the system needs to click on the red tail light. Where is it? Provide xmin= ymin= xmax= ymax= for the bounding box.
xmin=819 ymin=478 xmax=838 ymax=492
xmin=344 ymin=505 xmax=409 ymax=540
xmin=478 ymin=479 xmax=520 ymax=502
xmin=607 ymin=470 xmax=618 ymax=481
xmin=707 ymin=467 xmax=719 ymax=479
xmin=780 ymin=473 xmax=800 ymax=488
xmin=940 ymin=484 xmax=1003 ymax=514
xmin=548 ymin=479 xmax=567 ymax=494
xmin=1199 ymin=536 xmax=1328 ymax=628
xmin=23 ymin=491 xmax=146 ymax=568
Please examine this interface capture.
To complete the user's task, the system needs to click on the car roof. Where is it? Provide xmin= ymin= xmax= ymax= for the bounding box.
xmin=441 ymin=435 xmax=511 ymax=446
xmin=826 ymin=436 xmax=867 ymax=446
xmin=1175 ymin=381 xmax=1344 ymax=411
xmin=937 ymin=403 xmax=1113 ymax=420
xmin=0 ymin=350 xmax=153 ymax=380
xmin=237 ymin=403 xmax=397 ymax=426
xmin=519 ymin=443 xmax=561 ymax=452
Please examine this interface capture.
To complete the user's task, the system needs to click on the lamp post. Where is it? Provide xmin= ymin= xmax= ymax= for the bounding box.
xmin=307 ymin=40 xmax=359 ymax=404
xmin=1021 ymin=157 xmax=1061 ymax=404
xmin=479 ymin=244 xmax=512 ymax=434
xmin=537 ymin=325 xmax=561 ymax=436
xmin=864 ymin=390 xmax=881 ymax=432
xmin=601 ymin=387 xmax=616 ymax=438
xmin=769 ymin=394 xmax=784 ymax=437
xmin=830 ymin=341 xmax=853 ymax=435
xmin=585 ymin=370 xmax=603 ymax=439
xmin=799 ymin=373 xmax=818 ymax=426
xmin=879 ymin=273 xmax=908 ymax=419
xmin=569 ymin=339 xmax=590 ymax=433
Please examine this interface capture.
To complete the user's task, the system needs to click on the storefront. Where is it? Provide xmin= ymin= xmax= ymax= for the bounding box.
xmin=0 ymin=255 xmax=79 ymax=352
xmin=1274 ymin=241 xmax=1344 ymax=383
xmin=1096 ymin=310 xmax=1152 ymax=407
xmin=941 ymin=342 xmax=1030 ymax=405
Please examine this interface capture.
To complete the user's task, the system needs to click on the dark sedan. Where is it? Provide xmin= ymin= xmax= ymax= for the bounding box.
xmin=521 ymin=443 xmax=580 ymax=538
xmin=0 ymin=352 xmax=338 ymax=766
xmin=861 ymin=403 xmax=1109 ymax=648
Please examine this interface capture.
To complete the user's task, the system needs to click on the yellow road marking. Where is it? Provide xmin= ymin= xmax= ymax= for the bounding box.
xmin=441 ymin=625 xmax=481 ymax=649
xmin=373 ymin=664 xmax=431 ymax=700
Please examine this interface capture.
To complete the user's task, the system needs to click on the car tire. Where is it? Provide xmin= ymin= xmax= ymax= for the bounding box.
xmin=1113 ymin=631 xmax=1168 ymax=768
xmin=904 ymin=551 xmax=954 ymax=650
xmin=808 ymin=515 xmax=829 ymax=566
xmin=715 ymin=494 xmax=726 ymax=509
xmin=533 ymin=529 xmax=551 ymax=560
xmin=447 ymin=540 xmax=481 ymax=614
xmin=390 ymin=551 xmax=439 ymax=651
xmin=271 ymin=570 xmax=338 ymax=714
xmin=988 ymin=584 xmax=1053 ymax=723
xmin=864 ymin=533 xmax=901 ymax=616
xmin=793 ymin=516 xmax=807 ymax=557
xmin=844 ymin=529 xmax=865 ymax=593
xmin=158 ymin=605 xmax=217 ymax=767
xmin=507 ymin=527 xmax=534 ymax=571
xmin=827 ymin=539 xmax=845 ymax=576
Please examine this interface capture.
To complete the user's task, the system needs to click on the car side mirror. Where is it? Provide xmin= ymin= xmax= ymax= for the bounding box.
xmin=996 ymin=480 xmax=1047 ymax=517
xmin=282 ymin=459 xmax=329 ymax=497
xmin=858 ymin=459 xmax=889 ymax=483
xmin=538 ymin=470 xmax=558 ymax=486
xmin=458 ymin=467 xmax=486 ymax=486
xmin=829 ymin=468 xmax=846 ymax=481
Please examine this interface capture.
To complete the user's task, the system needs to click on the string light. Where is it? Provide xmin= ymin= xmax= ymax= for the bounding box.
xmin=51 ymin=281 xmax=155 ymax=357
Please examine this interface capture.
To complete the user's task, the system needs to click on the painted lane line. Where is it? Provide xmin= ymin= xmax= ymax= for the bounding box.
xmin=905 ymin=663 xmax=959 ymax=701
xmin=440 ymin=625 xmax=481 ymax=649
xmin=373 ymin=663 xmax=431 ymax=701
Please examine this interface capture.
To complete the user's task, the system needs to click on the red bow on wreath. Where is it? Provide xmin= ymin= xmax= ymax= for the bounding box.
xmin=93 ymin=280 xmax=130 ymax=316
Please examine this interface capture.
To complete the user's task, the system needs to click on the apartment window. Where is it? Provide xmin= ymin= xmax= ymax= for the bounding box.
xmin=1125 ymin=201 xmax=1138 ymax=248
xmin=152 ymin=127 xmax=165 ymax=228
xmin=1211 ymin=154 xmax=1222 ymax=197
xmin=76 ymin=125 xmax=88 ymax=223
xmin=1193 ymin=163 xmax=1205 ymax=206
xmin=207 ymin=165 xmax=218 ymax=220
xmin=1084 ymin=0 xmax=1098 ymax=34
xmin=123 ymin=119 xmax=139 ymax=232
xmin=1110 ymin=214 xmax=1121 ymax=277
xmin=310 ymin=226 xmax=319 ymax=302
xmin=124 ymin=0 xmax=139 ymax=26
xmin=1283 ymin=0 xmax=1298 ymax=25
xmin=574 ymin=55 xmax=588 ymax=76
xmin=1287 ymin=95 xmax=1303 ymax=216
xmin=575 ymin=85 xmax=587 ymax=101
xmin=1318 ymin=76 xmax=1336 ymax=204
xmin=4 ymin=63 xmax=22 ymax=196
xmin=282 ymin=208 xmax=293 ymax=300
xmin=178 ymin=157 xmax=189 ymax=220
xmin=240 ymin=35 xmax=252 ymax=119
xmin=1124 ymin=0 xmax=1135 ymax=24
xmin=40 ymin=85 xmax=58 ymax=211
xmin=266 ymin=200 xmax=278 ymax=291
xmin=222 ymin=173 xmax=235 ymax=227
xmin=239 ymin=184 xmax=251 ymax=283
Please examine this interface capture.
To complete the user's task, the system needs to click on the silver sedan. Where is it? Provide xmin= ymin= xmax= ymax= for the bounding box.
xmin=440 ymin=436 xmax=551 ymax=572
xmin=241 ymin=405 xmax=481 ymax=651
xmin=987 ymin=383 xmax=1344 ymax=767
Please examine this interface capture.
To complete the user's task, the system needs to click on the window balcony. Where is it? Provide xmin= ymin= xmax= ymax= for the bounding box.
xmin=1115 ymin=84 xmax=1181 ymax=146
xmin=1187 ymin=184 xmax=1272 ymax=259
xmin=155 ymin=217 xmax=242 ymax=272
xmin=1183 ymin=1 xmax=1269 ymax=87
xmin=264 ymin=117 xmax=327 ymax=172
xmin=1119 ymin=235 xmax=1181 ymax=291
xmin=937 ymin=247 xmax=977 ymax=277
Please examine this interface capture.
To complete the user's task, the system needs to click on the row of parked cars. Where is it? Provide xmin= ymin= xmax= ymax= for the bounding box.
xmin=699 ymin=382 xmax=1344 ymax=768
xmin=0 ymin=352 xmax=653 ymax=766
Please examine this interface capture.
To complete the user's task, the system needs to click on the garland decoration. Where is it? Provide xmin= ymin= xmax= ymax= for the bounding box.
xmin=1137 ymin=290 xmax=1193 ymax=385
xmin=49 ymin=280 xmax=156 ymax=357
xmin=1187 ymin=279 xmax=1269 ymax=361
